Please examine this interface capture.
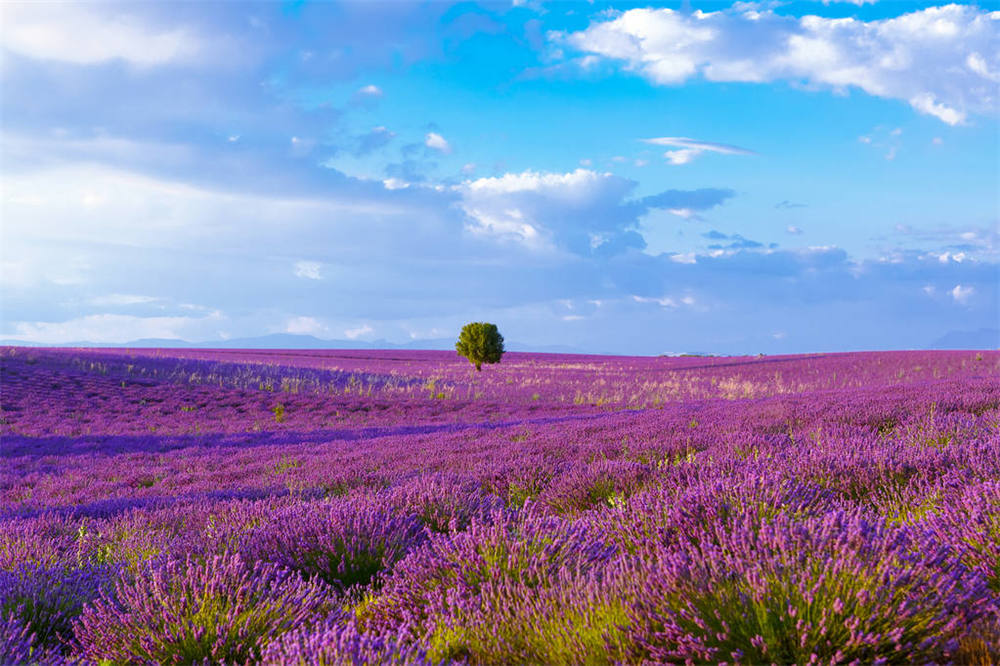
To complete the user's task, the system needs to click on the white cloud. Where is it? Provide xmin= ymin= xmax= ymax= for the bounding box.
xmin=664 ymin=149 xmax=699 ymax=165
xmin=564 ymin=5 xmax=999 ymax=125
xmin=456 ymin=169 xmax=654 ymax=253
xmin=669 ymin=252 xmax=697 ymax=264
xmin=344 ymin=324 xmax=374 ymax=339
xmin=909 ymin=93 xmax=964 ymax=125
xmin=0 ymin=4 xmax=203 ymax=66
xmin=462 ymin=168 xmax=606 ymax=196
xmin=934 ymin=251 xmax=968 ymax=264
xmin=357 ymin=84 xmax=383 ymax=97
xmin=381 ymin=178 xmax=410 ymax=190
xmin=6 ymin=313 xmax=220 ymax=344
xmin=286 ymin=316 xmax=326 ymax=335
xmin=644 ymin=136 xmax=755 ymax=165
xmin=293 ymin=260 xmax=322 ymax=280
xmin=633 ymin=293 xmax=697 ymax=308
xmin=2 ymin=160 xmax=410 ymax=250
xmin=89 ymin=294 xmax=159 ymax=306
xmin=634 ymin=295 xmax=678 ymax=307
xmin=425 ymin=132 xmax=452 ymax=153
xmin=951 ymin=284 xmax=974 ymax=304
xmin=786 ymin=225 xmax=803 ymax=235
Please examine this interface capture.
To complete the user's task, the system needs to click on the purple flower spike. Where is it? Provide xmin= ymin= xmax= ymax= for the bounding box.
xmin=262 ymin=620 xmax=432 ymax=665
xmin=74 ymin=551 xmax=332 ymax=664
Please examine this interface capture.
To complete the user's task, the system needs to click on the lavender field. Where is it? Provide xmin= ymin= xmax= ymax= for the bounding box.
xmin=2 ymin=346 xmax=999 ymax=665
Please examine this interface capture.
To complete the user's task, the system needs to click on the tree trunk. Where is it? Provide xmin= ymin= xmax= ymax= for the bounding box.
xmin=475 ymin=362 xmax=482 ymax=371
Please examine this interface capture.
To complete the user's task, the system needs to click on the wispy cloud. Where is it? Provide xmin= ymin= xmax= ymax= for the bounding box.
xmin=344 ymin=324 xmax=374 ymax=339
xmin=7 ymin=312 xmax=222 ymax=344
xmin=643 ymin=137 xmax=756 ymax=165
xmin=293 ymin=261 xmax=322 ymax=280
xmin=776 ymin=200 xmax=807 ymax=210
xmin=88 ymin=294 xmax=160 ymax=307
xmin=357 ymin=84 xmax=383 ymax=98
xmin=285 ymin=316 xmax=326 ymax=335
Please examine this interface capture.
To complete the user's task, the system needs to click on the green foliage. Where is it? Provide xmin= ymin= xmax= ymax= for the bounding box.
xmin=455 ymin=322 xmax=504 ymax=372
xmin=271 ymin=403 xmax=286 ymax=423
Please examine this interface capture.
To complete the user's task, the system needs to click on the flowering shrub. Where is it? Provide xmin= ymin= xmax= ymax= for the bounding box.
xmin=382 ymin=473 xmax=505 ymax=533
xmin=0 ymin=613 xmax=60 ymax=666
xmin=624 ymin=511 xmax=989 ymax=664
xmin=244 ymin=498 xmax=426 ymax=591
xmin=0 ymin=562 xmax=114 ymax=654
xmin=74 ymin=552 xmax=331 ymax=664
xmin=367 ymin=510 xmax=617 ymax=662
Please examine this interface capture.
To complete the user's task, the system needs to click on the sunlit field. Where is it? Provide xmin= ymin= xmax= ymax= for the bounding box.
xmin=2 ymin=346 xmax=999 ymax=664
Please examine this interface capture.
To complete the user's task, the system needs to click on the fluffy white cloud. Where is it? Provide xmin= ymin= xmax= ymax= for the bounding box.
xmin=0 ymin=4 xmax=203 ymax=66
xmin=563 ymin=5 xmax=999 ymax=125
xmin=457 ymin=169 xmax=629 ymax=250
xmin=456 ymin=168 xmax=733 ymax=255
xmin=425 ymin=132 xmax=452 ymax=153
xmin=951 ymin=284 xmax=975 ymax=304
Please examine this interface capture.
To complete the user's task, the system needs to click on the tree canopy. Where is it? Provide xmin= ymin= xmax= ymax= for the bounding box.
xmin=455 ymin=322 xmax=504 ymax=371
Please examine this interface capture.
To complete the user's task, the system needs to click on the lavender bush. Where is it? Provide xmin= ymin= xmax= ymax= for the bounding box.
xmin=623 ymin=510 xmax=989 ymax=664
xmin=74 ymin=551 xmax=332 ymax=664
xmin=244 ymin=498 xmax=426 ymax=591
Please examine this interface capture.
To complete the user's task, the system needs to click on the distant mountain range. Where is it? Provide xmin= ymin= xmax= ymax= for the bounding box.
xmin=930 ymin=328 xmax=1000 ymax=350
xmin=0 ymin=333 xmax=609 ymax=355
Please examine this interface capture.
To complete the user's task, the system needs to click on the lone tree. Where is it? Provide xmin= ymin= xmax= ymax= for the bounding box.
xmin=456 ymin=322 xmax=504 ymax=371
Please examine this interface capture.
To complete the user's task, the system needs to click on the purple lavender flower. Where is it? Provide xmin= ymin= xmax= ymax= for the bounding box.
xmin=0 ymin=562 xmax=114 ymax=655
xmin=624 ymin=510 xmax=990 ymax=664
xmin=243 ymin=498 xmax=426 ymax=591
xmin=74 ymin=551 xmax=332 ymax=664
xmin=261 ymin=620 xmax=432 ymax=665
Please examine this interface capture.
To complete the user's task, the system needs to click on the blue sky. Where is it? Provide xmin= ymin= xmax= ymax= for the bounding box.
xmin=1 ymin=0 xmax=997 ymax=354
